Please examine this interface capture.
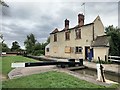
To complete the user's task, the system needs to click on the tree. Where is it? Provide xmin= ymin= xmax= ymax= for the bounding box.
xmin=24 ymin=33 xmax=37 ymax=54
xmin=105 ymin=25 xmax=120 ymax=56
xmin=0 ymin=0 xmax=9 ymax=7
xmin=0 ymin=42 xmax=10 ymax=52
xmin=11 ymin=41 xmax=20 ymax=52
xmin=33 ymin=42 xmax=43 ymax=55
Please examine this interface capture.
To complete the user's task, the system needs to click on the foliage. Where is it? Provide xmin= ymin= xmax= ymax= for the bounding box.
xmin=0 ymin=0 xmax=9 ymax=7
xmin=1 ymin=56 xmax=38 ymax=77
xmin=24 ymin=33 xmax=49 ymax=55
xmin=11 ymin=41 xmax=20 ymax=52
xmin=0 ymin=42 xmax=10 ymax=52
xmin=2 ymin=71 xmax=109 ymax=88
xmin=24 ymin=33 xmax=37 ymax=54
xmin=105 ymin=25 xmax=120 ymax=56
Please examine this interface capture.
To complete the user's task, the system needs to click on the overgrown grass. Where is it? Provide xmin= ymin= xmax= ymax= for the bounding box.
xmin=3 ymin=71 xmax=117 ymax=88
xmin=0 ymin=56 xmax=38 ymax=76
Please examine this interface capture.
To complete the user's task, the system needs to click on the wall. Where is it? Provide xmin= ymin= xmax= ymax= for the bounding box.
xmin=93 ymin=16 xmax=105 ymax=39
xmin=47 ymin=25 xmax=93 ymax=59
xmin=45 ymin=16 xmax=106 ymax=61
xmin=93 ymin=47 xmax=109 ymax=61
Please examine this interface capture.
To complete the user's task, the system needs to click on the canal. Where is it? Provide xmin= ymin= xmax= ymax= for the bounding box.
xmin=73 ymin=67 xmax=120 ymax=83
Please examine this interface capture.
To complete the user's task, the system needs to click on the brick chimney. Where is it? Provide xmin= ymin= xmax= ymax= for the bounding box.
xmin=78 ymin=14 xmax=84 ymax=26
xmin=65 ymin=19 xmax=69 ymax=29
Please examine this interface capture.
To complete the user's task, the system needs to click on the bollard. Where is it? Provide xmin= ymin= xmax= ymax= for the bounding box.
xmin=96 ymin=64 xmax=102 ymax=81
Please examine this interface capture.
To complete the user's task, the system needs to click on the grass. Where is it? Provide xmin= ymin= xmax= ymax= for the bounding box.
xmin=1 ymin=56 xmax=119 ymax=89
xmin=0 ymin=56 xmax=38 ymax=77
xmin=2 ymin=71 xmax=117 ymax=88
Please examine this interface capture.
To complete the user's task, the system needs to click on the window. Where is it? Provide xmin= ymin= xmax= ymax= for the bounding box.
xmin=46 ymin=48 xmax=49 ymax=52
xmin=54 ymin=34 xmax=57 ymax=42
xmin=65 ymin=46 xmax=71 ymax=53
xmin=75 ymin=29 xmax=81 ymax=39
xmin=75 ymin=46 xmax=82 ymax=54
xmin=65 ymin=31 xmax=70 ymax=40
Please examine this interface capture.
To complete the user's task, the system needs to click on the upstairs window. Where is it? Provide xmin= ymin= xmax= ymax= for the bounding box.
xmin=65 ymin=31 xmax=70 ymax=40
xmin=75 ymin=29 xmax=81 ymax=39
xmin=54 ymin=34 xmax=57 ymax=42
xmin=75 ymin=46 xmax=82 ymax=54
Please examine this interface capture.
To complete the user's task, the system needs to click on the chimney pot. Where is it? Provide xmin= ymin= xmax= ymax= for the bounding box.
xmin=65 ymin=19 xmax=69 ymax=29
xmin=78 ymin=14 xmax=84 ymax=26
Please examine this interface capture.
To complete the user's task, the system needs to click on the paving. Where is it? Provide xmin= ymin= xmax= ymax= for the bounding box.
xmin=83 ymin=60 xmax=119 ymax=74
xmin=8 ymin=65 xmax=56 ymax=79
xmin=40 ymin=56 xmax=120 ymax=74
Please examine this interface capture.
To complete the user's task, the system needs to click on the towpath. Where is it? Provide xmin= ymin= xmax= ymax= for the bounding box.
xmin=40 ymin=56 xmax=119 ymax=74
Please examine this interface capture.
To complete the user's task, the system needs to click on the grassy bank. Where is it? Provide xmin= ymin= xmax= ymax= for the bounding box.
xmin=2 ymin=71 xmax=112 ymax=88
xmin=1 ymin=56 xmax=119 ymax=89
xmin=0 ymin=56 xmax=38 ymax=76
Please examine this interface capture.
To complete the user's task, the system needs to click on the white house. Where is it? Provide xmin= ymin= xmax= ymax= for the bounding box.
xmin=45 ymin=13 xmax=109 ymax=61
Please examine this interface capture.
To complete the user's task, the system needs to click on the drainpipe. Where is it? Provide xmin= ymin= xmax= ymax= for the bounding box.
xmin=92 ymin=24 xmax=95 ymax=41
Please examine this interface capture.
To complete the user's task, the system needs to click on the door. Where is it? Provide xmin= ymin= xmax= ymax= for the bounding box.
xmin=85 ymin=46 xmax=94 ymax=60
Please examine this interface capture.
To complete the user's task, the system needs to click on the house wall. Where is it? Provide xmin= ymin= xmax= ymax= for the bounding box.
xmin=93 ymin=16 xmax=105 ymax=39
xmin=93 ymin=47 xmax=109 ymax=61
xmin=48 ymin=25 xmax=93 ymax=59
xmin=45 ymin=16 xmax=108 ymax=61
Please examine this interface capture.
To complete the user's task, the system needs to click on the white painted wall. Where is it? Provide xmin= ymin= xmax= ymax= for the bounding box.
xmin=45 ymin=16 xmax=108 ymax=61
xmin=93 ymin=47 xmax=109 ymax=61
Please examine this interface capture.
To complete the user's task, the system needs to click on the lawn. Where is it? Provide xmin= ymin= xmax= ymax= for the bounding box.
xmin=1 ymin=56 xmax=119 ymax=89
xmin=0 ymin=56 xmax=38 ymax=77
xmin=2 ymin=71 xmax=114 ymax=88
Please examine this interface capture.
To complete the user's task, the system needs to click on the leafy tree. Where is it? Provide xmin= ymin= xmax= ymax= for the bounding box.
xmin=11 ymin=41 xmax=20 ymax=52
xmin=0 ymin=0 xmax=9 ymax=7
xmin=105 ymin=25 xmax=120 ymax=56
xmin=0 ymin=42 xmax=10 ymax=52
xmin=24 ymin=33 xmax=37 ymax=54
xmin=33 ymin=42 xmax=42 ymax=55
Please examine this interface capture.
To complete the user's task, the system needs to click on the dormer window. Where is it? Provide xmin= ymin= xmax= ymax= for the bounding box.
xmin=54 ymin=34 xmax=57 ymax=42
xmin=65 ymin=31 xmax=70 ymax=40
xmin=75 ymin=29 xmax=81 ymax=39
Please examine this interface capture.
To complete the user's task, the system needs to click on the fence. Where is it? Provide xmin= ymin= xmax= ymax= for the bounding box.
xmin=108 ymin=56 xmax=120 ymax=63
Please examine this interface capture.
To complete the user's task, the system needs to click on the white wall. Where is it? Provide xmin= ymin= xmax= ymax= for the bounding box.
xmin=93 ymin=47 xmax=109 ymax=61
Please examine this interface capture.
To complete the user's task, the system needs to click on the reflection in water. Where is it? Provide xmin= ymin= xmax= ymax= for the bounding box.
xmin=74 ymin=68 xmax=119 ymax=83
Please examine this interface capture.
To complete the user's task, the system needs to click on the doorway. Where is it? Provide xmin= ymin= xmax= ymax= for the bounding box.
xmin=85 ymin=46 xmax=94 ymax=60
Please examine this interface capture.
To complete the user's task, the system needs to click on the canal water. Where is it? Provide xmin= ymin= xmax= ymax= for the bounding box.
xmin=73 ymin=68 xmax=119 ymax=83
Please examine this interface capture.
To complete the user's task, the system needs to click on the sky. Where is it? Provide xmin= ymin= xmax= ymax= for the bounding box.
xmin=1 ymin=0 xmax=119 ymax=49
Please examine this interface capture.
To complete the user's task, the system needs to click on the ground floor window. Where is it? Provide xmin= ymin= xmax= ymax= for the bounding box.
xmin=65 ymin=46 xmax=71 ymax=53
xmin=75 ymin=46 xmax=83 ymax=54
xmin=46 ymin=48 xmax=49 ymax=52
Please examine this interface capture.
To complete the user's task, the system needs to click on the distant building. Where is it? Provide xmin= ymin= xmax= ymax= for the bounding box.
xmin=45 ymin=13 xmax=109 ymax=61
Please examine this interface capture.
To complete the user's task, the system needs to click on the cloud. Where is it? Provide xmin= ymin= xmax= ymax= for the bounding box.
xmin=1 ymin=1 xmax=118 ymax=49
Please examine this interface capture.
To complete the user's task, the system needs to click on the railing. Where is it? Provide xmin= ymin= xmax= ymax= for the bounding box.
xmin=108 ymin=56 xmax=120 ymax=63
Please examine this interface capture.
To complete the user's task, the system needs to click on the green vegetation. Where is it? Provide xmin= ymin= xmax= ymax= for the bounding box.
xmin=0 ymin=43 xmax=10 ymax=52
xmin=2 ymin=71 xmax=116 ymax=88
xmin=24 ymin=33 xmax=49 ymax=55
xmin=11 ymin=41 xmax=20 ymax=51
xmin=105 ymin=25 xmax=120 ymax=56
xmin=1 ymin=56 xmax=119 ymax=89
xmin=1 ymin=56 xmax=38 ymax=76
